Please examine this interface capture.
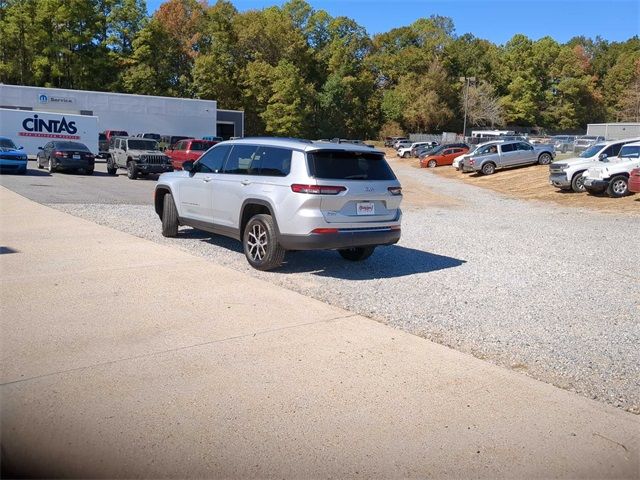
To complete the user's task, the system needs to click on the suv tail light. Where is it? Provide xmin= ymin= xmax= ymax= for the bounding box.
xmin=388 ymin=186 xmax=402 ymax=196
xmin=291 ymin=184 xmax=346 ymax=195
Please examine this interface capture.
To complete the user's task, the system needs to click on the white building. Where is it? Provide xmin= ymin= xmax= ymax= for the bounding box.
xmin=0 ymin=84 xmax=244 ymax=140
xmin=587 ymin=123 xmax=640 ymax=140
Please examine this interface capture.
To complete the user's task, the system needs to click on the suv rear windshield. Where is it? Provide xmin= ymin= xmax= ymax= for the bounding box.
xmin=190 ymin=141 xmax=214 ymax=151
xmin=129 ymin=139 xmax=158 ymax=150
xmin=307 ymin=150 xmax=396 ymax=180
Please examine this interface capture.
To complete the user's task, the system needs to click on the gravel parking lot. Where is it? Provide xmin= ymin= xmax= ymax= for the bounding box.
xmin=3 ymin=158 xmax=638 ymax=413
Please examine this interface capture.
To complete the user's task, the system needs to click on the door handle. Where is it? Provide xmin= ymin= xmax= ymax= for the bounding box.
xmin=203 ymin=176 xmax=213 ymax=182
xmin=241 ymin=179 xmax=251 ymax=186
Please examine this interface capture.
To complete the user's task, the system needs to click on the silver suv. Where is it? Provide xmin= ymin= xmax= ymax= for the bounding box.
xmin=462 ymin=140 xmax=554 ymax=174
xmin=107 ymin=137 xmax=173 ymax=179
xmin=154 ymin=138 xmax=403 ymax=270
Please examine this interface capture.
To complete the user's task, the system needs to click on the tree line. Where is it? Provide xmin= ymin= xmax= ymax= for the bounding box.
xmin=1 ymin=0 xmax=639 ymax=138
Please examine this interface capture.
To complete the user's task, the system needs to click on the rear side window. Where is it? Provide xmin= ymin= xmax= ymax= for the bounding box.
xmin=190 ymin=141 xmax=213 ymax=151
xmin=197 ymin=145 xmax=231 ymax=173
xmin=500 ymin=143 xmax=515 ymax=153
xmin=516 ymin=142 xmax=533 ymax=151
xmin=252 ymin=146 xmax=292 ymax=176
xmin=223 ymin=145 xmax=258 ymax=174
xmin=307 ymin=150 xmax=396 ymax=180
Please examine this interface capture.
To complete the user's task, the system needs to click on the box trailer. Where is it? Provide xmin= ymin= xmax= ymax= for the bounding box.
xmin=0 ymin=108 xmax=98 ymax=157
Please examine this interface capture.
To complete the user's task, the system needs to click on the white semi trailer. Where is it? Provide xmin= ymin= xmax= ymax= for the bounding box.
xmin=0 ymin=108 xmax=99 ymax=157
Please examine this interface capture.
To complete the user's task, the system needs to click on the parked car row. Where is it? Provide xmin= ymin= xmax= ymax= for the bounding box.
xmin=549 ymin=137 xmax=640 ymax=197
xmin=551 ymin=135 xmax=606 ymax=154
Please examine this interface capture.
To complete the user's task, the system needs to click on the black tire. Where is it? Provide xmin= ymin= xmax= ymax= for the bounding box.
xmin=338 ymin=246 xmax=376 ymax=261
xmin=538 ymin=153 xmax=552 ymax=165
xmin=85 ymin=168 xmax=94 ymax=175
xmin=571 ymin=172 xmax=586 ymax=193
xmin=161 ymin=193 xmax=179 ymax=237
xmin=37 ymin=158 xmax=43 ymax=169
xmin=427 ymin=160 xmax=437 ymax=168
xmin=243 ymin=214 xmax=285 ymax=271
xmin=127 ymin=161 xmax=138 ymax=180
xmin=106 ymin=158 xmax=117 ymax=175
xmin=481 ymin=162 xmax=496 ymax=175
xmin=607 ymin=175 xmax=629 ymax=198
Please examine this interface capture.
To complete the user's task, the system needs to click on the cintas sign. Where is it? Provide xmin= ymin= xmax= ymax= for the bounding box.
xmin=20 ymin=114 xmax=79 ymax=139
xmin=1 ymin=108 xmax=98 ymax=156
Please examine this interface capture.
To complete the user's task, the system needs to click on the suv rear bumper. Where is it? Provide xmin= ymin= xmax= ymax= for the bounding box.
xmin=278 ymin=227 xmax=401 ymax=251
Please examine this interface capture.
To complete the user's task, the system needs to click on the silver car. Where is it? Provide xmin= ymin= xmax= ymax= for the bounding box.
xmin=154 ymin=138 xmax=403 ymax=270
xmin=462 ymin=140 xmax=555 ymax=175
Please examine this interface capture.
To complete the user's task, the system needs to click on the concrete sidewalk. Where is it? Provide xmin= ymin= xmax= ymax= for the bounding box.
xmin=0 ymin=186 xmax=638 ymax=478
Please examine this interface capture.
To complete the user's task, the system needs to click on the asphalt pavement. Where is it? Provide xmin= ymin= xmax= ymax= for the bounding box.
xmin=0 ymin=159 xmax=155 ymax=204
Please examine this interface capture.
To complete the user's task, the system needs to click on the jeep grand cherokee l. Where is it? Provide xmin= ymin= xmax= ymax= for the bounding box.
xmin=154 ymin=138 xmax=403 ymax=270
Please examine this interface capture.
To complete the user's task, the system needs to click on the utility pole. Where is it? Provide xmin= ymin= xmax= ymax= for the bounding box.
xmin=460 ymin=76 xmax=475 ymax=139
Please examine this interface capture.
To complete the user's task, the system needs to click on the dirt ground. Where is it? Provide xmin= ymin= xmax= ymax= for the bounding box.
xmin=382 ymin=147 xmax=640 ymax=215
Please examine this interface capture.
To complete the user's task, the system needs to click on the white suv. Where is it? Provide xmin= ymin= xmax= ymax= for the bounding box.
xmin=582 ymin=142 xmax=640 ymax=197
xmin=548 ymin=137 xmax=640 ymax=192
xmin=154 ymin=138 xmax=403 ymax=270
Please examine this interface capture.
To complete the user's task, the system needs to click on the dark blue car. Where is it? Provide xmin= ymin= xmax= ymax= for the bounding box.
xmin=0 ymin=136 xmax=28 ymax=175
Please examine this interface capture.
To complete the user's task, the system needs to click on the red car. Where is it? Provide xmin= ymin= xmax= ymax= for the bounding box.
xmin=628 ymin=167 xmax=640 ymax=194
xmin=420 ymin=146 xmax=469 ymax=168
xmin=167 ymin=139 xmax=218 ymax=169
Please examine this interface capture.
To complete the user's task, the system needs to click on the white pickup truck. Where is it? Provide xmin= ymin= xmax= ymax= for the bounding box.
xmin=582 ymin=142 xmax=640 ymax=197
xmin=548 ymin=137 xmax=640 ymax=192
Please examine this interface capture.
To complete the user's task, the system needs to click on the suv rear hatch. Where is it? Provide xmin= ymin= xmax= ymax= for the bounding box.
xmin=307 ymin=149 xmax=401 ymax=224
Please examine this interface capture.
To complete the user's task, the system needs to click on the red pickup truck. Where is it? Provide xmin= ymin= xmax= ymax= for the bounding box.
xmin=166 ymin=139 xmax=218 ymax=169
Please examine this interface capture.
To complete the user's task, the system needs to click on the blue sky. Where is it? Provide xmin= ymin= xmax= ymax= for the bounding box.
xmin=146 ymin=0 xmax=640 ymax=45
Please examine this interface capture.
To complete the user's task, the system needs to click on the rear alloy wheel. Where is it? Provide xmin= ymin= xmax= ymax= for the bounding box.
xmin=161 ymin=193 xmax=179 ymax=237
xmin=481 ymin=162 xmax=496 ymax=175
xmin=127 ymin=161 xmax=138 ymax=180
xmin=607 ymin=175 xmax=629 ymax=198
xmin=403 ymin=152 xmax=410 ymax=158
xmin=37 ymin=158 xmax=43 ymax=169
xmin=48 ymin=157 xmax=55 ymax=173
xmin=338 ymin=246 xmax=376 ymax=261
xmin=571 ymin=172 xmax=586 ymax=193
xmin=427 ymin=160 xmax=437 ymax=168
xmin=538 ymin=153 xmax=552 ymax=165
xmin=243 ymin=214 xmax=285 ymax=271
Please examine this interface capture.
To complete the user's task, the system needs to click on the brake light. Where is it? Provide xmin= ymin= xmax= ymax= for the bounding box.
xmin=291 ymin=184 xmax=346 ymax=195
xmin=311 ymin=228 xmax=339 ymax=234
xmin=54 ymin=151 xmax=64 ymax=157
xmin=388 ymin=186 xmax=402 ymax=196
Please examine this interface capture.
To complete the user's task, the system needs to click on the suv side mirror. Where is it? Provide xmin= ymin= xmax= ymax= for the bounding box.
xmin=38 ymin=146 xmax=43 ymax=150
xmin=18 ymin=146 xmax=24 ymax=150
xmin=183 ymin=161 xmax=194 ymax=172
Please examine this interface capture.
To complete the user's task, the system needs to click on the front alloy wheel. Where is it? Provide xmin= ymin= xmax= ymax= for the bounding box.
xmin=608 ymin=175 xmax=628 ymax=198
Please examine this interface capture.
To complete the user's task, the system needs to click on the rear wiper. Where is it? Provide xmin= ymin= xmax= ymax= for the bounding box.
xmin=345 ymin=174 xmax=368 ymax=179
